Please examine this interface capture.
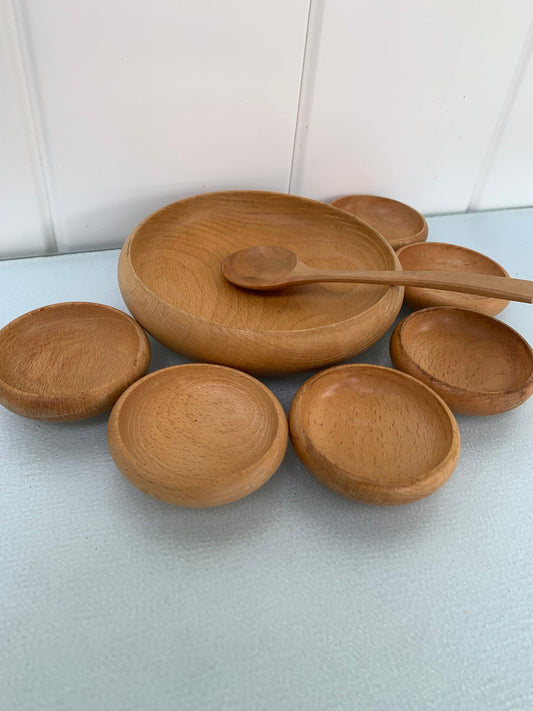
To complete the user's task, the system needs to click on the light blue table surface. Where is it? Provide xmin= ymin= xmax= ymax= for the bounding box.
xmin=1 ymin=208 xmax=532 ymax=711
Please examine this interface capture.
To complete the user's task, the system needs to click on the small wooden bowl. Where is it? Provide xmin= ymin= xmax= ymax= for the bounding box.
xmin=390 ymin=307 xmax=533 ymax=416
xmin=330 ymin=194 xmax=428 ymax=250
xmin=0 ymin=302 xmax=150 ymax=422
xmin=289 ymin=364 xmax=460 ymax=505
xmin=107 ymin=364 xmax=288 ymax=507
xmin=396 ymin=241 xmax=510 ymax=315
xmin=118 ymin=191 xmax=404 ymax=374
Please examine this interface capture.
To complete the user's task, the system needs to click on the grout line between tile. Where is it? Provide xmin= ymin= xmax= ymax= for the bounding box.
xmin=288 ymin=0 xmax=325 ymax=196
xmin=467 ymin=17 xmax=533 ymax=212
xmin=8 ymin=0 xmax=58 ymax=252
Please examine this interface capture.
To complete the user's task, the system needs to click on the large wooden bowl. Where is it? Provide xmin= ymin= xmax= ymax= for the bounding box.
xmin=289 ymin=364 xmax=460 ymax=505
xmin=118 ymin=191 xmax=404 ymax=374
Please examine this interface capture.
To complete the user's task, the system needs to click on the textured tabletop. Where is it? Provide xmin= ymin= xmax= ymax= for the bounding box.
xmin=1 ymin=208 xmax=532 ymax=711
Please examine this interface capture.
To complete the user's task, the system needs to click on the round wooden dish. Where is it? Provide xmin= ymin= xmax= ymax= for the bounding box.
xmin=118 ymin=191 xmax=404 ymax=374
xmin=396 ymin=241 xmax=510 ymax=315
xmin=107 ymin=363 xmax=288 ymax=507
xmin=289 ymin=364 xmax=460 ymax=505
xmin=390 ymin=307 xmax=533 ymax=416
xmin=330 ymin=194 xmax=428 ymax=250
xmin=0 ymin=302 xmax=150 ymax=422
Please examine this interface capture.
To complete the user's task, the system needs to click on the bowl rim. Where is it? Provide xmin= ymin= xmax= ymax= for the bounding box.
xmin=390 ymin=306 xmax=533 ymax=399
xmin=107 ymin=362 xmax=289 ymax=482
xmin=288 ymin=362 xmax=460 ymax=491
xmin=121 ymin=189 xmax=404 ymax=336
xmin=0 ymin=301 xmax=150 ymax=408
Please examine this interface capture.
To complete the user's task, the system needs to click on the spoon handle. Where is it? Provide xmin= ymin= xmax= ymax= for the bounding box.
xmin=302 ymin=269 xmax=533 ymax=303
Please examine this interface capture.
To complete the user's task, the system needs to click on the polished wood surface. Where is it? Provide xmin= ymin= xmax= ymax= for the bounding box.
xmin=118 ymin=191 xmax=404 ymax=374
xmin=0 ymin=302 xmax=150 ymax=421
xmin=289 ymin=364 xmax=460 ymax=505
xmin=390 ymin=307 xmax=533 ymax=415
xmin=222 ymin=245 xmax=533 ymax=302
xmin=107 ymin=364 xmax=288 ymax=507
xmin=396 ymin=241 xmax=511 ymax=315
xmin=330 ymin=194 xmax=428 ymax=250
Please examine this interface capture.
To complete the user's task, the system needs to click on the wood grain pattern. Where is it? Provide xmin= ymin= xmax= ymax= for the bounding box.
xmin=289 ymin=364 xmax=460 ymax=505
xmin=221 ymin=244 xmax=533 ymax=302
xmin=396 ymin=241 xmax=511 ymax=315
xmin=118 ymin=191 xmax=404 ymax=374
xmin=390 ymin=307 xmax=533 ymax=416
xmin=330 ymin=195 xmax=428 ymax=250
xmin=107 ymin=363 xmax=288 ymax=507
xmin=0 ymin=302 xmax=150 ymax=421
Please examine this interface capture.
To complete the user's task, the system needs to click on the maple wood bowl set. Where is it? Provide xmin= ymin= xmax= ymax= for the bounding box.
xmin=1 ymin=191 xmax=532 ymax=508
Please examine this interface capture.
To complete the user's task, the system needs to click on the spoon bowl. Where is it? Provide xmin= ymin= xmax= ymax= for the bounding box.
xmin=0 ymin=302 xmax=150 ymax=421
xmin=390 ymin=307 xmax=533 ymax=415
xmin=289 ymin=364 xmax=460 ymax=505
xmin=396 ymin=241 xmax=510 ymax=315
xmin=330 ymin=194 xmax=428 ymax=250
xmin=108 ymin=363 xmax=288 ymax=507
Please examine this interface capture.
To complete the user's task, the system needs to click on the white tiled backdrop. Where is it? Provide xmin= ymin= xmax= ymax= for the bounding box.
xmin=1 ymin=0 xmax=533 ymax=258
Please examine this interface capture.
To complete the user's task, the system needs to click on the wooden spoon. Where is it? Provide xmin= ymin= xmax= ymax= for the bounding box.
xmin=222 ymin=245 xmax=533 ymax=303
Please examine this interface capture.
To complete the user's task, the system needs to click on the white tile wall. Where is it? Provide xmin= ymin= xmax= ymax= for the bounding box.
xmin=290 ymin=0 xmax=533 ymax=215
xmin=16 ymin=0 xmax=310 ymax=253
xmin=0 ymin=0 xmax=53 ymax=257
xmin=473 ymin=21 xmax=533 ymax=210
xmin=1 ymin=0 xmax=533 ymax=257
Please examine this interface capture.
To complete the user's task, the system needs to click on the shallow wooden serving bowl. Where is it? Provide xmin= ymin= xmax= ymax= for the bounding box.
xmin=107 ymin=364 xmax=288 ymax=507
xmin=396 ymin=241 xmax=510 ymax=315
xmin=0 ymin=302 xmax=150 ymax=422
xmin=118 ymin=191 xmax=404 ymax=374
xmin=330 ymin=194 xmax=428 ymax=250
xmin=390 ymin=307 xmax=533 ymax=416
xmin=289 ymin=364 xmax=460 ymax=505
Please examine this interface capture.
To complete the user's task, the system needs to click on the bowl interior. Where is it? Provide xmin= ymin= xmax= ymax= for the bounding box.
xmin=115 ymin=365 xmax=283 ymax=481
xmin=294 ymin=365 xmax=455 ymax=485
xmin=398 ymin=308 xmax=533 ymax=393
xmin=331 ymin=195 xmax=426 ymax=243
xmin=0 ymin=303 xmax=145 ymax=396
xmin=129 ymin=192 xmax=397 ymax=331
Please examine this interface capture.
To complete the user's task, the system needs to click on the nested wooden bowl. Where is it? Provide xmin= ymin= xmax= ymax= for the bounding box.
xmin=289 ymin=364 xmax=460 ymax=505
xmin=118 ymin=191 xmax=404 ymax=374
xmin=107 ymin=363 xmax=288 ymax=507
xmin=390 ymin=307 xmax=533 ymax=416
xmin=396 ymin=241 xmax=510 ymax=315
xmin=330 ymin=194 xmax=428 ymax=250
xmin=0 ymin=302 xmax=150 ymax=421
